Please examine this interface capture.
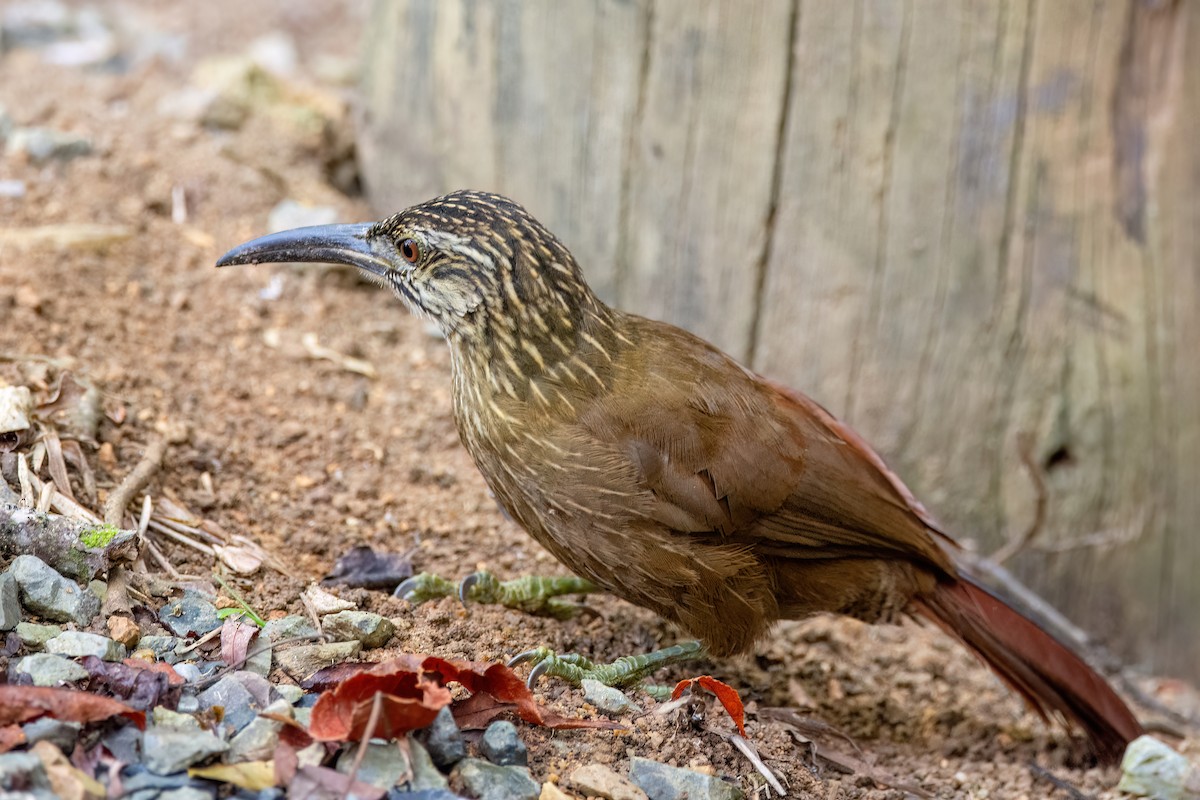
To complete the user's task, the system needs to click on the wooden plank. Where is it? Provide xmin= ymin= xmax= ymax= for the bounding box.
xmin=359 ymin=0 xmax=646 ymax=299
xmin=617 ymin=0 xmax=793 ymax=356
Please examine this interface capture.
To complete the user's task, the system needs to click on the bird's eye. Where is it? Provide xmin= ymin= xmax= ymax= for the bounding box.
xmin=400 ymin=238 xmax=420 ymax=264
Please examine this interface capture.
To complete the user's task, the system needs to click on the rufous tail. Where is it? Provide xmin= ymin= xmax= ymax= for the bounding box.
xmin=912 ymin=575 xmax=1142 ymax=764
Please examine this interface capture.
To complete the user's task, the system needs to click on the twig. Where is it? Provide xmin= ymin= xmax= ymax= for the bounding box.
xmin=342 ymin=692 xmax=384 ymax=800
xmin=991 ymin=433 xmax=1046 ymax=564
xmin=147 ymin=519 xmax=216 ymax=556
xmin=103 ymin=425 xmax=188 ymax=528
xmin=1027 ymin=762 xmax=1094 ymax=800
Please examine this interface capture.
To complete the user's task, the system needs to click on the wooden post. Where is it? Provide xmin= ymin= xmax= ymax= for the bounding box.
xmin=361 ymin=0 xmax=1199 ymax=680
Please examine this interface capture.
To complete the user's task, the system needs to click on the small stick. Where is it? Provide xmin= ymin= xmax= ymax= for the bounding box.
xmin=1027 ymin=762 xmax=1094 ymax=800
xmin=103 ymin=425 xmax=188 ymax=528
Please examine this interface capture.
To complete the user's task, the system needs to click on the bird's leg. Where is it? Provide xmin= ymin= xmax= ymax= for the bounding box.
xmin=394 ymin=571 xmax=598 ymax=619
xmin=509 ymin=640 xmax=706 ymax=699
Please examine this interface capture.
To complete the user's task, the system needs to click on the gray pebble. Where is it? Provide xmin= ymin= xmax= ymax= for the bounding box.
xmin=321 ymin=609 xmax=396 ymax=649
xmin=197 ymin=675 xmax=258 ymax=732
xmin=627 ymin=757 xmax=745 ymax=800
xmin=0 ymin=569 xmax=19 ymax=631
xmin=582 ymin=679 xmax=642 ymax=716
xmin=137 ymin=634 xmax=186 ymax=664
xmin=0 ymin=751 xmax=54 ymax=798
xmin=159 ymin=589 xmax=221 ymax=637
xmin=407 ymin=740 xmax=450 ymax=791
xmin=336 ymin=740 xmax=411 ymax=790
xmin=424 ymin=706 xmax=466 ymax=769
xmin=159 ymin=788 xmax=218 ymax=800
xmin=5 ymin=127 xmax=92 ymax=162
xmin=228 ymin=698 xmax=291 ymax=762
xmin=455 ymin=759 xmax=539 ymax=800
xmin=15 ymin=621 xmax=61 ymax=648
xmin=273 ymin=641 xmax=361 ymax=680
xmin=20 ymin=717 xmax=81 ymax=752
xmin=172 ymin=662 xmax=203 ymax=683
xmin=175 ymin=694 xmax=200 ymax=714
xmin=13 ymin=652 xmax=89 ymax=686
xmin=480 ymin=720 xmax=527 ymax=767
xmin=387 ymin=791 xmax=467 ymax=800
xmin=10 ymin=554 xmax=99 ymax=625
xmin=45 ymin=630 xmax=126 ymax=661
xmin=273 ymin=683 xmax=304 ymax=704
xmin=142 ymin=727 xmax=229 ymax=775
xmin=262 ymin=614 xmax=318 ymax=643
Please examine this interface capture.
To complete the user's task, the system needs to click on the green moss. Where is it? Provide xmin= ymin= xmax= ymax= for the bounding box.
xmin=79 ymin=523 xmax=121 ymax=549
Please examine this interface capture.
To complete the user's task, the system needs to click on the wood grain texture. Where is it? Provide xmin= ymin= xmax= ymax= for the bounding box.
xmin=360 ymin=0 xmax=1199 ymax=678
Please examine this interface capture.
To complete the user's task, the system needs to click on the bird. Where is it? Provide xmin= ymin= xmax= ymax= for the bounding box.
xmin=217 ymin=189 xmax=1142 ymax=763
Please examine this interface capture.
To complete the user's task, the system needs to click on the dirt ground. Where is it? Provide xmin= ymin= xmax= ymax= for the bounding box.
xmin=1 ymin=1 xmax=1196 ymax=798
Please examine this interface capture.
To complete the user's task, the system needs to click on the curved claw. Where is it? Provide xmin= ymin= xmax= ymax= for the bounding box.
xmin=393 ymin=576 xmax=423 ymax=600
xmin=458 ymin=572 xmax=481 ymax=606
xmin=507 ymin=648 xmax=547 ymax=668
xmin=526 ymin=658 xmax=552 ymax=689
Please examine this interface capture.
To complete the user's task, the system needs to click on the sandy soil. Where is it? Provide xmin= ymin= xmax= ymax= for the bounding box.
xmin=1 ymin=2 xmax=1195 ymax=798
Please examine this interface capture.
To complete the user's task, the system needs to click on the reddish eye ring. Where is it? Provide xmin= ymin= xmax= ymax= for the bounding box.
xmin=400 ymin=238 xmax=420 ymax=264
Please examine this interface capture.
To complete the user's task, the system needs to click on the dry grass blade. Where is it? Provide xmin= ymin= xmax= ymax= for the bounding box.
xmin=147 ymin=519 xmax=216 ymax=557
xmin=728 ymin=733 xmax=785 ymax=796
xmin=42 ymin=429 xmax=75 ymax=503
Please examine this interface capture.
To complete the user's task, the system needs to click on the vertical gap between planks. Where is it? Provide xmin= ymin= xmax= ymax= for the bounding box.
xmin=746 ymin=0 xmax=802 ymax=368
xmin=615 ymin=0 xmax=656 ymax=310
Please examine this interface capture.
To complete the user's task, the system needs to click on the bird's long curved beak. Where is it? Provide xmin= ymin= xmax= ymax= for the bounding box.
xmin=215 ymin=222 xmax=395 ymax=279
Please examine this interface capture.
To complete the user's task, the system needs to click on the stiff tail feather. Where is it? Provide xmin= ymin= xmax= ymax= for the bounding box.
xmin=911 ymin=575 xmax=1142 ymax=764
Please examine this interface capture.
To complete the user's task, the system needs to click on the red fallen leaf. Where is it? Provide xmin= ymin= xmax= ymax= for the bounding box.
xmin=672 ymin=675 xmax=746 ymax=736
xmin=0 ymin=686 xmax=145 ymax=729
xmin=308 ymin=663 xmax=452 ymax=742
xmin=301 ymin=654 xmax=619 ymax=743
xmin=125 ymin=659 xmax=185 ymax=687
xmin=0 ymin=724 xmax=26 ymax=754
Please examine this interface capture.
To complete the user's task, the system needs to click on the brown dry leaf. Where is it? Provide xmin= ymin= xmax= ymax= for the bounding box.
xmin=672 ymin=675 xmax=746 ymax=736
xmin=0 ymin=685 xmax=145 ymax=729
xmin=308 ymin=665 xmax=451 ymax=742
xmin=31 ymin=740 xmax=106 ymax=800
xmin=189 ymin=761 xmax=276 ymax=791
xmin=215 ymin=543 xmax=264 ymax=574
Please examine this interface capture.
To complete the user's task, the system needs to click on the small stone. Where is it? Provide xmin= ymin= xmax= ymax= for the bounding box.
xmin=627 ymin=758 xmax=744 ymax=800
xmin=1118 ymin=735 xmax=1197 ymax=800
xmin=88 ymin=579 xmax=107 ymax=603
xmin=569 ymin=765 xmax=647 ymax=800
xmin=142 ymin=727 xmax=228 ymax=775
xmin=0 ymin=570 xmax=19 ymax=631
xmin=13 ymin=653 xmax=89 ymax=686
xmin=159 ymin=788 xmax=218 ymax=800
xmin=228 ymin=699 xmax=291 ymax=762
xmin=424 ymin=706 xmax=466 ymax=769
xmin=197 ymin=675 xmax=258 ymax=732
xmin=107 ymin=615 xmax=141 ymax=648
xmin=301 ymin=583 xmax=355 ymax=615
xmin=263 ymin=615 xmax=318 ymax=643
xmin=540 ymin=783 xmax=577 ymax=800
xmin=387 ymin=791 xmax=467 ymax=800
xmin=159 ymin=589 xmax=221 ymax=637
xmin=173 ymin=662 xmax=203 ymax=683
xmin=581 ymin=679 xmax=642 ymax=716
xmin=274 ymin=683 xmax=304 ymax=704
xmin=407 ymin=740 xmax=449 ymax=791
xmin=176 ymin=694 xmax=201 ymax=714
xmin=101 ymin=727 xmax=144 ymax=764
xmin=273 ymin=641 xmax=361 ymax=680
xmin=151 ymin=707 xmax=200 ymax=732
xmin=10 ymin=555 xmax=100 ymax=625
xmin=244 ymin=639 xmax=273 ymax=676
xmin=20 ymin=718 xmax=81 ymax=752
xmin=321 ymin=610 xmax=396 ymax=649
xmin=137 ymin=634 xmax=186 ymax=664
xmin=337 ymin=740 xmax=411 ymax=790
xmin=0 ymin=751 xmax=53 ymax=797
xmin=15 ymin=621 xmax=61 ymax=648
xmin=5 ymin=127 xmax=92 ymax=163
xmin=45 ymin=630 xmax=127 ymax=661
xmin=480 ymin=721 xmax=527 ymax=767
xmin=455 ymin=759 xmax=540 ymax=800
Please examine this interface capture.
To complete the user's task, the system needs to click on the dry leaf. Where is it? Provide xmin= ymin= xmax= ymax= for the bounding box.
xmin=672 ymin=676 xmax=746 ymax=736
xmin=190 ymin=761 xmax=276 ymax=791
xmin=0 ymin=685 xmax=145 ymax=729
